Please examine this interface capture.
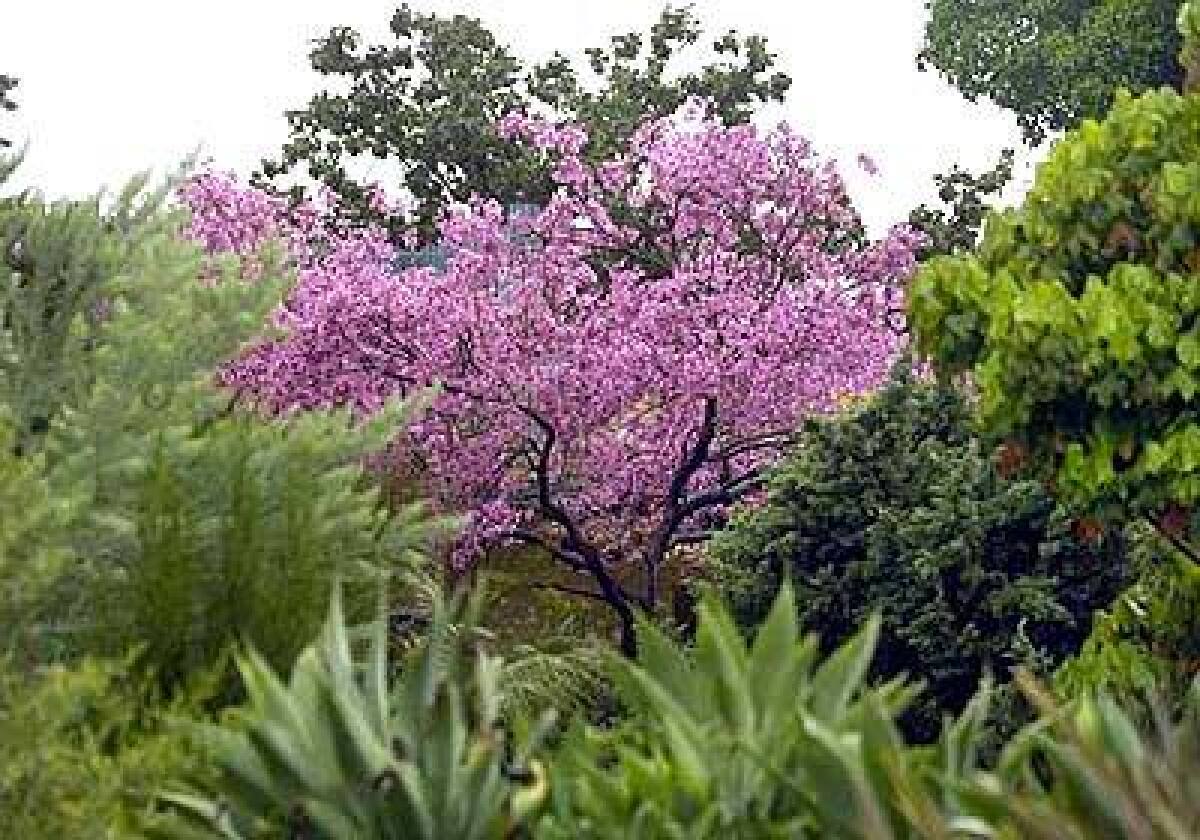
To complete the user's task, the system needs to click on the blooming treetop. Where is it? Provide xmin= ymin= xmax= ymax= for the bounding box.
xmin=180 ymin=104 xmax=925 ymax=654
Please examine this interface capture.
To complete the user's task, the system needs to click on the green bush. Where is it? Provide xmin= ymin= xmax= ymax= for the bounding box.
xmin=0 ymin=408 xmax=72 ymax=658
xmin=1057 ymin=525 xmax=1200 ymax=717
xmin=0 ymin=168 xmax=442 ymax=694
xmin=0 ymin=654 xmax=213 ymax=838
xmin=709 ymin=368 xmax=1131 ymax=742
xmin=0 ymin=159 xmax=186 ymax=456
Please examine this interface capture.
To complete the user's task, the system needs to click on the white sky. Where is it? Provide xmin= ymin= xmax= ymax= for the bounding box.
xmin=1 ymin=0 xmax=1045 ymax=234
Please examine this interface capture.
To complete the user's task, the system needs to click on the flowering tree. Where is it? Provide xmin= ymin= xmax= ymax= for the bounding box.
xmin=181 ymin=106 xmax=924 ymax=654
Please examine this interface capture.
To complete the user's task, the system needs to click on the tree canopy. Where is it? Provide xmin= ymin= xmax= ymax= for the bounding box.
xmin=255 ymin=5 xmax=791 ymax=244
xmin=909 ymin=85 xmax=1200 ymax=552
xmin=186 ymin=107 xmax=923 ymax=655
xmin=0 ymin=74 xmax=18 ymax=149
xmin=918 ymin=0 xmax=1182 ymax=144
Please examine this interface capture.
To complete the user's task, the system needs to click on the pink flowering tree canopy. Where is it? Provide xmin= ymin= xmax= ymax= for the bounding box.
xmin=180 ymin=104 xmax=925 ymax=655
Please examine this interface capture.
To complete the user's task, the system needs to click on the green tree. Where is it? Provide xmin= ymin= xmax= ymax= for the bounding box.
xmin=918 ymin=0 xmax=1182 ymax=144
xmin=908 ymin=149 xmax=1016 ymax=260
xmin=0 ymin=160 xmax=186 ymax=456
xmin=708 ymin=368 xmax=1131 ymax=743
xmin=908 ymin=79 xmax=1200 ymax=554
xmin=256 ymin=5 xmax=791 ymax=243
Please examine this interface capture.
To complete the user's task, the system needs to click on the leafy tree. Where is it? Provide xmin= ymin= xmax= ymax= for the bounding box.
xmin=45 ymin=212 xmax=438 ymax=691
xmin=255 ymin=5 xmax=791 ymax=243
xmin=908 ymin=148 xmax=1015 ymax=260
xmin=185 ymin=110 xmax=924 ymax=657
xmin=908 ymin=78 xmax=1200 ymax=556
xmin=0 ymin=160 xmax=187 ymax=456
xmin=918 ymin=0 xmax=1182 ymax=144
xmin=0 ymin=73 xmax=16 ymax=148
xmin=709 ymin=368 xmax=1130 ymax=743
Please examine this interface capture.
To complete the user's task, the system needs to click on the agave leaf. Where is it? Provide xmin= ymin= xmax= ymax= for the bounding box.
xmin=810 ymin=613 xmax=880 ymax=721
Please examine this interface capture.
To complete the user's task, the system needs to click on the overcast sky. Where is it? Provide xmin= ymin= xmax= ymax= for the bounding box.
xmin=1 ymin=0 xmax=1044 ymax=234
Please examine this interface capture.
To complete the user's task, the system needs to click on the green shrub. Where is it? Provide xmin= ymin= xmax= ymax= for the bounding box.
xmin=0 ymin=408 xmax=72 ymax=658
xmin=709 ymin=368 xmax=1131 ymax=742
xmin=0 ymin=654 xmax=213 ymax=838
xmin=0 ymin=159 xmax=186 ymax=456
xmin=0 ymin=168 xmax=442 ymax=693
xmin=1057 ymin=525 xmax=1200 ymax=717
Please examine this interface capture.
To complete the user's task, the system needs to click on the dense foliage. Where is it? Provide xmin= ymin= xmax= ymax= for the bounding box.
xmin=10 ymin=5 xmax=1200 ymax=837
xmin=168 ymin=584 xmax=556 ymax=839
xmin=168 ymin=582 xmax=1200 ymax=839
xmin=919 ymin=0 xmax=1182 ymax=144
xmin=710 ymin=369 xmax=1131 ymax=742
xmin=910 ymin=85 xmax=1200 ymax=549
xmin=257 ymin=5 xmax=791 ymax=243
xmin=0 ymin=162 xmax=444 ymax=698
xmin=0 ymin=656 xmax=212 ymax=837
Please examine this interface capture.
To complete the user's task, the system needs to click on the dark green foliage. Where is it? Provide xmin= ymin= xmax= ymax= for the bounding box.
xmin=709 ymin=369 xmax=1131 ymax=742
xmin=1057 ymin=528 xmax=1200 ymax=718
xmin=918 ymin=0 xmax=1182 ymax=144
xmin=256 ymin=5 xmax=790 ymax=243
xmin=0 ymin=73 xmax=16 ymax=148
xmin=908 ymin=149 xmax=1014 ymax=259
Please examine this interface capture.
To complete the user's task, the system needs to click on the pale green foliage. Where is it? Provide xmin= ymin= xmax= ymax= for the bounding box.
xmin=1 ymin=168 xmax=444 ymax=690
xmin=960 ymin=675 xmax=1200 ymax=838
xmin=0 ymin=160 xmax=188 ymax=455
xmin=166 ymin=583 xmax=555 ymax=839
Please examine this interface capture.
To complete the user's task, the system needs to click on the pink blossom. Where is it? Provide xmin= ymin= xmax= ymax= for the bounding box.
xmin=179 ymin=113 xmax=925 ymax=648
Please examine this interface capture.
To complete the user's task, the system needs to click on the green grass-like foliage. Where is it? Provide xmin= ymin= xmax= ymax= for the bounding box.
xmin=709 ymin=369 xmax=1129 ymax=743
xmin=537 ymin=589 xmax=942 ymax=838
xmin=166 ymin=583 xmax=555 ymax=839
xmin=153 ymin=580 xmax=1200 ymax=839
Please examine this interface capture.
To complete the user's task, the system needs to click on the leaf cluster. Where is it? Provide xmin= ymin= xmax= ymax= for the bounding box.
xmin=918 ymin=0 xmax=1182 ymax=144
xmin=909 ymin=87 xmax=1200 ymax=529
xmin=255 ymin=4 xmax=791 ymax=243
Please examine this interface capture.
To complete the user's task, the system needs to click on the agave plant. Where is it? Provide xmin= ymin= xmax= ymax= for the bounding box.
xmin=952 ymin=674 xmax=1200 ymax=839
xmin=534 ymin=583 xmax=996 ymax=839
xmin=162 ymin=581 xmax=556 ymax=839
